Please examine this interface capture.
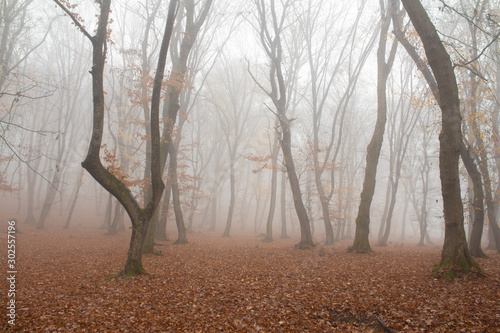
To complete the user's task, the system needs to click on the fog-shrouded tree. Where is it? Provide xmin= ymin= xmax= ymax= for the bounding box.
xmin=53 ymin=0 xmax=178 ymax=277
xmin=205 ymin=57 xmax=256 ymax=238
xmin=377 ymin=60 xmax=419 ymax=247
xmin=36 ymin=28 xmax=90 ymax=230
xmin=298 ymin=0 xmax=377 ymax=246
xmin=349 ymin=0 xmax=399 ymax=253
xmin=252 ymin=0 xmax=313 ymax=249
xmin=456 ymin=0 xmax=500 ymax=254
xmin=151 ymin=0 xmax=213 ymax=248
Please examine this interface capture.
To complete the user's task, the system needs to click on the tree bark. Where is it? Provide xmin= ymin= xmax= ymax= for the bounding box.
xmin=280 ymin=123 xmax=314 ymax=249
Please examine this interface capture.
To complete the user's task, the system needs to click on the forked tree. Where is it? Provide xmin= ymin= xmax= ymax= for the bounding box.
xmin=53 ymin=0 xmax=178 ymax=277
xmin=253 ymin=0 xmax=314 ymax=249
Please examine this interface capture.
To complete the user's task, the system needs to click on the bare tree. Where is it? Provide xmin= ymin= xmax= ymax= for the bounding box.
xmin=252 ymin=0 xmax=313 ymax=249
xmin=154 ymin=0 xmax=213 ymax=247
xmin=377 ymin=62 xmax=418 ymax=246
xmin=349 ymin=0 xmax=398 ymax=253
xmin=53 ymin=0 xmax=177 ymax=276
xmin=298 ymin=0 xmax=376 ymax=246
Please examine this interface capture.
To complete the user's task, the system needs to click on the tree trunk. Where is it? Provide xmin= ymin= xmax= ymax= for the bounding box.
xmin=222 ymin=158 xmax=236 ymax=238
xmin=64 ymin=168 xmax=84 ymax=229
xmin=417 ymin=211 xmax=427 ymax=246
xmin=171 ymin=145 xmax=187 ymax=244
xmin=122 ymin=218 xmax=148 ymax=277
xmin=24 ymin=166 xmax=36 ymax=225
xmin=280 ymin=171 xmax=289 ymax=239
xmin=400 ymin=190 xmax=409 ymax=242
xmin=37 ymin=168 xmax=61 ymax=229
xmin=349 ymin=0 xmax=398 ymax=253
xmin=314 ymin=162 xmax=334 ymax=244
xmin=377 ymin=175 xmax=392 ymax=242
xmin=460 ymin=142 xmax=486 ymax=258
xmin=280 ymin=123 xmax=314 ymax=249
xmin=155 ymin=190 xmax=170 ymax=241
xmin=100 ymin=193 xmax=113 ymax=230
xmin=263 ymin=135 xmax=279 ymax=242
xmin=401 ymin=0 xmax=480 ymax=278
xmin=142 ymin=207 xmax=158 ymax=252
xmin=253 ymin=179 xmax=261 ymax=234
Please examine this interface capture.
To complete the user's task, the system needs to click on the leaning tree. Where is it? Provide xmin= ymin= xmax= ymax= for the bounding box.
xmin=401 ymin=0 xmax=481 ymax=278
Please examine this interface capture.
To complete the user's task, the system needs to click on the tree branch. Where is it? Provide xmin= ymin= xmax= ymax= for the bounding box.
xmin=52 ymin=0 xmax=93 ymax=41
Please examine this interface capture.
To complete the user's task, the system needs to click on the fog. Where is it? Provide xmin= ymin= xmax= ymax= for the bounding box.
xmin=1 ymin=0 xmax=499 ymax=256
xmin=2 ymin=0 xmax=500 ymax=331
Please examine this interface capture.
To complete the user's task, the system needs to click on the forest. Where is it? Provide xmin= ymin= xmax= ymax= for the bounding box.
xmin=1 ymin=0 xmax=500 ymax=331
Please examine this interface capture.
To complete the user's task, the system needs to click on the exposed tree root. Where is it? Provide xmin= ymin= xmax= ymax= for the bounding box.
xmin=261 ymin=237 xmax=274 ymax=243
xmin=108 ymin=265 xmax=149 ymax=280
xmin=294 ymin=241 xmax=315 ymax=250
xmin=173 ymin=239 xmax=188 ymax=245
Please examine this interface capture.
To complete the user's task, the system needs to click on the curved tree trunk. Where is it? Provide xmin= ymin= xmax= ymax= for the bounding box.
xmin=349 ymin=0 xmax=398 ymax=253
xmin=401 ymin=0 xmax=480 ymax=278
xmin=254 ymin=0 xmax=313 ymax=249
xmin=460 ymin=142 xmax=486 ymax=258
xmin=280 ymin=124 xmax=314 ymax=249
xmin=70 ymin=0 xmax=176 ymax=277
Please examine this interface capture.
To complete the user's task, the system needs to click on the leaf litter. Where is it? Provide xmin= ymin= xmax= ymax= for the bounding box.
xmin=1 ymin=229 xmax=499 ymax=332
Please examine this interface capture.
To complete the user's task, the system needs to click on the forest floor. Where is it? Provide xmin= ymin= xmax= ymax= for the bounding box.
xmin=1 ymin=227 xmax=499 ymax=332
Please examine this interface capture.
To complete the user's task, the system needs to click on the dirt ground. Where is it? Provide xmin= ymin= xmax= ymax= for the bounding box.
xmin=1 ymin=226 xmax=499 ymax=332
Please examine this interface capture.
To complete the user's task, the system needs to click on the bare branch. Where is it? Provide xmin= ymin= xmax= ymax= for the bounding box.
xmin=52 ymin=0 xmax=93 ymax=41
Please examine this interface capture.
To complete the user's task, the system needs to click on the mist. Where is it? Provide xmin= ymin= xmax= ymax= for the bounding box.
xmin=1 ymin=0 xmax=500 ymax=331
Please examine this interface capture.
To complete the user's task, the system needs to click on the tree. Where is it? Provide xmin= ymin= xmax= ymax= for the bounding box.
xmin=63 ymin=168 xmax=84 ymax=229
xmin=391 ymin=2 xmax=483 ymax=251
xmin=154 ymin=0 xmax=213 ymax=247
xmin=349 ymin=0 xmax=398 ymax=253
xmin=299 ymin=0 xmax=376 ymax=246
xmin=206 ymin=58 xmax=255 ymax=238
xmin=53 ymin=0 xmax=178 ymax=277
xmin=457 ymin=0 xmax=500 ymax=254
xmin=377 ymin=62 xmax=419 ymax=246
xmin=1 ymin=0 xmax=52 ymax=195
xmin=36 ymin=30 xmax=88 ymax=229
xmin=253 ymin=0 xmax=314 ymax=249
xmin=401 ymin=0 xmax=480 ymax=278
